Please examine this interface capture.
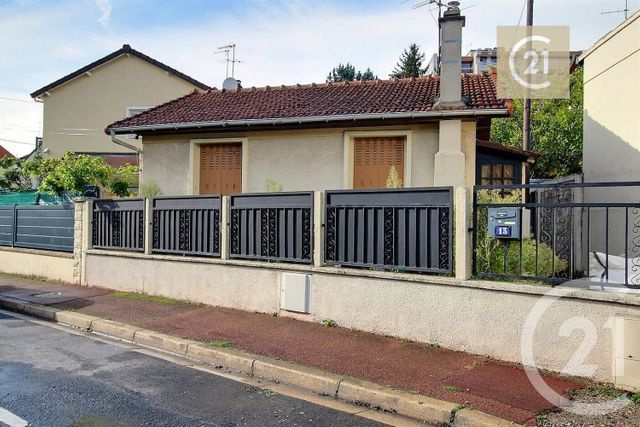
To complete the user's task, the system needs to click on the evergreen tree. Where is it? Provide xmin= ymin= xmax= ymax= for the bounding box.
xmin=327 ymin=63 xmax=377 ymax=83
xmin=390 ymin=43 xmax=427 ymax=78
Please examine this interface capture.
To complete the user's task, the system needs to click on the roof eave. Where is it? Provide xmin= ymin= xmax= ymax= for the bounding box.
xmin=108 ymin=109 xmax=510 ymax=135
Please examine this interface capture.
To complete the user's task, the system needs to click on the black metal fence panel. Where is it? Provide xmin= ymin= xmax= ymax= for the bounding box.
xmin=92 ymin=199 xmax=144 ymax=251
xmin=473 ymin=182 xmax=640 ymax=287
xmin=324 ymin=188 xmax=453 ymax=273
xmin=152 ymin=196 xmax=221 ymax=257
xmin=0 ymin=205 xmax=74 ymax=252
xmin=230 ymin=192 xmax=313 ymax=264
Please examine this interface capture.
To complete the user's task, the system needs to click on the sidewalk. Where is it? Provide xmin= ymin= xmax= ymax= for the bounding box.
xmin=0 ymin=274 xmax=586 ymax=425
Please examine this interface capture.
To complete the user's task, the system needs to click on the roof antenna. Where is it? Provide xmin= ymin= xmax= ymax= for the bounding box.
xmin=601 ymin=0 xmax=629 ymax=20
xmin=216 ymin=44 xmax=244 ymax=90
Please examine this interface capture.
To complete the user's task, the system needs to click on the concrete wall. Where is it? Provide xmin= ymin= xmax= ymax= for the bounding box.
xmin=39 ymin=55 xmax=201 ymax=158
xmin=82 ymin=249 xmax=640 ymax=384
xmin=582 ymin=12 xmax=640 ymax=184
xmin=0 ymin=248 xmax=75 ymax=283
xmin=141 ymin=124 xmax=445 ymax=196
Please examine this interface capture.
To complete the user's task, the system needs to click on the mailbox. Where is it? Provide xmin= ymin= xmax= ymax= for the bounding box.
xmin=488 ymin=208 xmax=521 ymax=240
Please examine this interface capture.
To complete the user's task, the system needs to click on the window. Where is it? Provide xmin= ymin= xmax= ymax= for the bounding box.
xmin=353 ymin=136 xmax=405 ymax=189
xmin=481 ymin=163 xmax=515 ymax=186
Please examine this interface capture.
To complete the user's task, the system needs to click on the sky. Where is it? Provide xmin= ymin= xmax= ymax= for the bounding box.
xmin=0 ymin=0 xmax=637 ymax=156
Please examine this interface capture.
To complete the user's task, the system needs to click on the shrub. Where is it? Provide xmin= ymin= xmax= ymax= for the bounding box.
xmin=140 ymin=180 xmax=161 ymax=199
xmin=265 ymin=178 xmax=283 ymax=192
xmin=475 ymin=190 xmax=567 ymax=277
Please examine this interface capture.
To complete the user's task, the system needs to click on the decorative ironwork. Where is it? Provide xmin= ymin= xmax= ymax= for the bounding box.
xmin=326 ymin=208 xmax=336 ymax=262
xmin=268 ymin=208 xmax=277 ymax=257
xmin=301 ymin=208 xmax=311 ymax=261
xmin=178 ymin=209 xmax=190 ymax=252
xmin=112 ymin=211 xmax=121 ymax=247
xmin=260 ymin=209 xmax=269 ymax=257
xmin=383 ymin=207 xmax=394 ymax=266
xmin=632 ymin=207 xmax=640 ymax=286
xmin=152 ymin=211 xmax=160 ymax=249
xmin=439 ymin=207 xmax=450 ymax=270
xmin=212 ymin=209 xmax=220 ymax=255
xmin=137 ymin=210 xmax=144 ymax=249
xmin=231 ymin=209 xmax=240 ymax=255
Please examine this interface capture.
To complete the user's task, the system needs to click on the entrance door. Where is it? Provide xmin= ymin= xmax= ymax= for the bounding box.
xmin=353 ymin=136 xmax=405 ymax=189
xmin=199 ymin=143 xmax=242 ymax=195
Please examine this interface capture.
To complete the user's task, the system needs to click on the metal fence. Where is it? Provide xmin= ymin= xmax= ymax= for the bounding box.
xmin=152 ymin=196 xmax=221 ymax=257
xmin=0 ymin=205 xmax=74 ymax=252
xmin=324 ymin=188 xmax=453 ymax=273
xmin=92 ymin=199 xmax=144 ymax=251
xmin=230 ymin=192 xmax=313 ymax=264
xmin=473 ymin=182 xmax=640 ymax=286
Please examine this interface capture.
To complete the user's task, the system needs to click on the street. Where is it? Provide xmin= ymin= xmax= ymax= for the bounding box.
xmin=0 ymin=310 xmax=388 ymax=427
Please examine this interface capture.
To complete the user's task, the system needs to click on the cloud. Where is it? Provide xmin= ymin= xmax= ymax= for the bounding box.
xmin=95 ymin=0 xmax=111 ymax=28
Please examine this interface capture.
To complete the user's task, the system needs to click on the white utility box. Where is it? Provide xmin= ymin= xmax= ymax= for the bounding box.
xmin=281 ymin=273 xmax=311 ymax=313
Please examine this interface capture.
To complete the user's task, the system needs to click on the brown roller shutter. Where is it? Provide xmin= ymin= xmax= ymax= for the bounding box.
xmin=353 ymin=136 xmax=405 ymax=189
xmin=199 ymin=143 xmax=242 ymax=195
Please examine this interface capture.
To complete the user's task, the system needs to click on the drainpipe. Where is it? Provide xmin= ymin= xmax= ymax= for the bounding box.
xmin=110 ymin=130 xmax=142 ymax=153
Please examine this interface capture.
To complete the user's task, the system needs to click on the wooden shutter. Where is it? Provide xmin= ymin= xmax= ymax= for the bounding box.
xmin=353 ymin=137 xmax=405 ymax=189
xmin=199 ymin=143 xmax=242 ymax=195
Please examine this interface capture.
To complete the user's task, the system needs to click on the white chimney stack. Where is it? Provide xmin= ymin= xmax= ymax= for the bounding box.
xmin=435 ymin=1 xmax=466 ymax=108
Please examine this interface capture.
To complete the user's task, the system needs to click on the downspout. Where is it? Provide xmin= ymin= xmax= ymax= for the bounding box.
xmin=110 ymin=129 xmax=142 ymax=153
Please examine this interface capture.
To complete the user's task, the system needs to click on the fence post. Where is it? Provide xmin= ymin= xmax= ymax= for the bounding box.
xmin=72 ymin=197 xmax=88 ymax=285
xmin=313 ymin=191 xmax=324 ymax=267
xmin=221 ymin=196 xmax=230 ymax=260
xmin=144 ymin=198 xmax=153 ymax=255
xmin=11 ymin=204 xmax=17 ymax=247
xmin=455 ymin=186 xmax=472 ymax=280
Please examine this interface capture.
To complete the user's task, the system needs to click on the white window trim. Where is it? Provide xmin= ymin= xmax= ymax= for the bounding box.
xmin=342 ymin=130 xmax=413 ymax=189
xmin=188 ymin=137 xmax=249 ymax=195
xmin=125 ymin=106 xmax=151 ymax=117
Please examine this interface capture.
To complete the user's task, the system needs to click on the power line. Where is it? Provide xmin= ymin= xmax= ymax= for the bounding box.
xmin=0 ymin=97 xmax=35 ymax=104
xmin=0 ymin=137 xmax=35 ymax=146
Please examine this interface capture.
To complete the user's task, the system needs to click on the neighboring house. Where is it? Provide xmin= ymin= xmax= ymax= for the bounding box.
xmin=0 ymin=144 xmax=14 ymax=160
xmin=106 ymin=4 xmax=531 ymax=196
xmin=30 ymin=44 xmax=210 ymax=165
xmin=425 ymin=48 xmax=497 ymax=76
xmin=580 ymin=10 xmax=639 ymax=184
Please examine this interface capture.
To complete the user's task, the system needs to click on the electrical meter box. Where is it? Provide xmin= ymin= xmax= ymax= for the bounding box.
xmin=488 ymin=208 xmax=521 ymax=240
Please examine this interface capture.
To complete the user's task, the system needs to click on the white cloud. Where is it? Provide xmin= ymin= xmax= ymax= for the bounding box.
xmin=95 ymin=0 xmax=111 ymax=28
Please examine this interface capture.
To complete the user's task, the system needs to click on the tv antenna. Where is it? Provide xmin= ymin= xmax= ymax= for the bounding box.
xmin=601 ymin=0 xmax=629 ymax=20
xmin=215 ymin=44 xmax=243 ymax=78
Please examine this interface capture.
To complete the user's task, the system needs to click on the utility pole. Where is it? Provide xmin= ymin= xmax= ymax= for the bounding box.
xmin=523 ymin=0 xmax=533 ymax=157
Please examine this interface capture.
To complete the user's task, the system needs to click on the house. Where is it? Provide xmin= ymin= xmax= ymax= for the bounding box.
xmin=30 ymin=44 xmax=210 ymax=166
xmin=106 ymin=3 xmax=530 ymax=196
xmin=580 ymin=10 xmax=639 ymax=185
xmin=425 ymin=48 xmax=497 ymax=76
xmin=0 ymin=144 xmax=14 ymax=160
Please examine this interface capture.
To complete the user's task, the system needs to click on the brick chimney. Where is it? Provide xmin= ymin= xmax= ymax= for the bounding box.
xmin=434 ymin=1 xmax=466 ymax=109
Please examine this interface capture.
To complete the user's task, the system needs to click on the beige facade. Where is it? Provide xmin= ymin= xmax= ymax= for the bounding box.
xmin=35 ymin=54 xmax=204 ymax=158
xmin=581 ymin=11 xmax=640 ymax=184
xmin=141 ymin=121 xmax=477 ymax=196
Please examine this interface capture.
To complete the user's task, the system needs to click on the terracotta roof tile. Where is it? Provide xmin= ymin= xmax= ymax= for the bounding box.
xmin=107 ymin=73 xmax=507 ymax=133
xmin=0 ymin=144 xmax=14 ymax=159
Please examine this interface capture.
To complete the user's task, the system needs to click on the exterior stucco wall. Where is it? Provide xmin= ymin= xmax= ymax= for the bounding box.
xmin=82 ymin=250 xmax=640 ymax=382
xmin=0 ymin=248 xmax=74 ymax=283
xmin=39 ymin=55 xmax=201 ymax=158
xmin=247 ymin=133 xmax=343 ymax=192
xmin=582 ymin=13 xmax=640 ymax=184
xmin=141 ymin=125 xmax=442 ymax=196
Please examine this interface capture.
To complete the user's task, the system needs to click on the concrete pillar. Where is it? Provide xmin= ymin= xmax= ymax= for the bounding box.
xmin=72 ymin=198 xmax=85 ymax=285
xmin=313 ymin=191 xmax=324 ymax=267
xmin=221 ymin=196 xmax=230 ymax=260
xmin=454 ymin=186 xmax=472 ymax=280
xmin=434 ymin=120 xmax=466 ymax=187
xmin=144 ymin=198 xmax=153 ymax=255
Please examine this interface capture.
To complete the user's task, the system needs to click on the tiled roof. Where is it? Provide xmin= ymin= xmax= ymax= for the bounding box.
xmin=476 ymin=140 xmax=541 ymax=160
xmin=0 ymin=144 xmax=14 ymax=159
xmin=31 ymin=44 xmax=210 ymax=98
xmin=107 ymin=73 xmax=508 ymax=133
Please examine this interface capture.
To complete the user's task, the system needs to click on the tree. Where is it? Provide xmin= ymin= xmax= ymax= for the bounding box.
xmin=326 ymin=63 xmax=377 ymax=83
xmin=39 ymin=153 xmax=138 ymax=197
xmin=490 ymin=67 xmax=584 ymax=179
xmin=390 ymin=43 xmax=427 ymax=78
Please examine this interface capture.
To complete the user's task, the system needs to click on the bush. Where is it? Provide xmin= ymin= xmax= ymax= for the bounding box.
xmin=475 ymin=190 xmax=567 ymax=277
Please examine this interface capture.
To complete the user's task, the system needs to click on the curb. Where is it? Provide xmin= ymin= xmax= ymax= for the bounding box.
xmin=0 ymin=297 xmax=520 ymax=426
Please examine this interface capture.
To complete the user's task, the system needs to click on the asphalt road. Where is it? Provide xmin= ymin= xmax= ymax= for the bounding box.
xmin=0 ymin=311 xmax=386 ymax=427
